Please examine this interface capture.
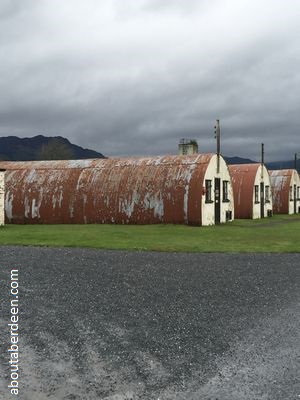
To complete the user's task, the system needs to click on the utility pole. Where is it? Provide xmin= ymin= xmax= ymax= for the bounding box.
xmin=261 ymin=143 xmax=264 ymax=179
xmin=261 ymin=143 xmax=264 ymax=164
xmin=294 ymin=153 xmax=297 ymax=170
xmin=214 ymin=119 xmax=221 ymax=173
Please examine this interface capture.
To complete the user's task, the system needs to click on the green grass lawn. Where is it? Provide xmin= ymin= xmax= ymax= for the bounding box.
xmin=0 ymin=214 xmax=299 ymax=252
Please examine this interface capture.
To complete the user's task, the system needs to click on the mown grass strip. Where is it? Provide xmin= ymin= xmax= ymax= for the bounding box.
xmin=0 ymin=214 xmax=299 ymax=252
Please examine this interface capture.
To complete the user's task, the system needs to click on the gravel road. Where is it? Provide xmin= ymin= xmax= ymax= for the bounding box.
xmin=0 ymin=247 xmax=299 ymax=399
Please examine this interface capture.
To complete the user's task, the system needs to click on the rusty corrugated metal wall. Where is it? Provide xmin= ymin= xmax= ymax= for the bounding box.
xmin=228 ymin=164 xmax=260 ymax=219
xmin=228 ymin=163 xmax=273 ymax=219
xmin=1 ymin=154 xmax=217 ymax=226
xmin=269 ymin=169 xmax=291 ymax=213
xmin=269 ymin=169 xmax=300 ymax=214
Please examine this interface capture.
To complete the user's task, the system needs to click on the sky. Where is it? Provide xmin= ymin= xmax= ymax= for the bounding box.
xmin=1 ymin=0 xmax=300 ymax=161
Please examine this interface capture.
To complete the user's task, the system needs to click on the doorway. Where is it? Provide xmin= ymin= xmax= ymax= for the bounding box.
xmin=294 ymin=184 xmax=297 ymax=214
xmin=260 ymin=182 xmax=265 ymax=218
xmin=215 ymin=178 xmax=221 ymax=224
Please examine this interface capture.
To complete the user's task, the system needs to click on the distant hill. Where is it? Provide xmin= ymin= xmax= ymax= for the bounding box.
xmin=266 ymin=160 xmax=299 ymax=172
xmin=0 ymin=136 xmax=298 ymax=172
xmin=225 ymin=156 xmax=300 ymax=173
xmin=0 ymin=135 xmax=105 ymax=161
xmin=224 ymin=156 xmax=257 ymax=165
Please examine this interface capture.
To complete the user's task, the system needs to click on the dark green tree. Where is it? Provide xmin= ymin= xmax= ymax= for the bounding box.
xmin=38 ymin=139 xmax=74 ymax=160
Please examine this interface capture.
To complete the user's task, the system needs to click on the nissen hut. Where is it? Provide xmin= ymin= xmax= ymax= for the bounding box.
xmin=228 ymin=164 xmax=273 ymax=219
xmin=269 ymin=169 xmax=300 ymax=214
xmin=1 ymin=154 xmax=234 ymax=226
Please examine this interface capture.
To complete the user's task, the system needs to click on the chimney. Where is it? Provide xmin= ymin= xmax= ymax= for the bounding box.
xmin=178 ymin=139 xmax=198 ymax=155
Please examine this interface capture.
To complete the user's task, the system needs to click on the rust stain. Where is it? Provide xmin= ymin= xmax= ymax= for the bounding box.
xmin=228 ymin=164 xmax=261 ymax=219
xmin=269 ymin=169 xmax=295 ymax=214
xmin=1 ymin=154 xmax=217 ymax=226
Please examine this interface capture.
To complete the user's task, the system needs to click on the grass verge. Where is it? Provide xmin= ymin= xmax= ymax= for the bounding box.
xmin=0 ymin=214 xmax=299 ymax=252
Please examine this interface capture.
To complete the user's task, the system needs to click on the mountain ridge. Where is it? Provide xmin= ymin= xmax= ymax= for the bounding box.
xmin=0 ymin=135 xmax=105 ymax=161
xmin=0 ymin=135 xmax=298 ymax=172
xmin=224 ymin=156 xmax=299 ymax=173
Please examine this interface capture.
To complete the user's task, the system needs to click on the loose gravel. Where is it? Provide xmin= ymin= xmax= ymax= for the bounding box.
xmin=0 ymin=247 xmax=299 ymax=399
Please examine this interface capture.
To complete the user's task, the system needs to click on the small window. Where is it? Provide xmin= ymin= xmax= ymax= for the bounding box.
xmin=265 ymin=186 xmax=270 ymax=203
xmin=205 ymin=180 xmax=213 ymax=203
xmin=297 ymin=186 xmax=300 ymax=200
xmin=254 ymin=185 xmax=259 ymax=203
xmin=290 ymin=186 xmax=293 ymax=201
xmin=222 ymin=180 xmax=229 ymax=202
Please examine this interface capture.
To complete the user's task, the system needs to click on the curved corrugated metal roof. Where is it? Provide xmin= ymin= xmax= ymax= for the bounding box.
xmin=1 ymin=154 xmax=217 ymax=225
xmin=228 ymin=164 xmax=261 ymax=219
xmin=0 ymin=154 xmax=213 ymax=170
xmin=269 ymin=169 xmax=294 ymax=213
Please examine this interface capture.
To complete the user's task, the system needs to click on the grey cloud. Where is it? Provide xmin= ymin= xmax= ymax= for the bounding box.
xmin=0 ymin=0 xmax=26 ymax=19
xmin=116 ymin=0 xmax=207 ymax=15
xmin=0 ymin=0 xmax=299 ymax=161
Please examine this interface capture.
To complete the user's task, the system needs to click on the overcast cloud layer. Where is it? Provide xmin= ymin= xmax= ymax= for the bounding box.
xmin=1 ymin=0 xmax=300 ymax=160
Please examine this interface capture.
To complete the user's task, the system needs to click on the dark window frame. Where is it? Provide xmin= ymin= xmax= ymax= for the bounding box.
xmin=222 ymin=180 xmax=230 ymax=202
xmin=265 ymin=185 xmax=270 ymax=203
xmin=254 ymin=185 xmax=260 ymax=203
xmin=205 ymin=179 xmax=213 ymax=203
xmin=289 ymin=186 xmax=293 ymax=201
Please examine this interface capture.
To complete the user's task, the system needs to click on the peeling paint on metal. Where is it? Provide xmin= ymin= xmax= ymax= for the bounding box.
xmin=269 ymin=169 xmax=300 ymax=214
xmin=0 ymin=154 xmax=234 ymax=226
xmin=228 ymin=164 xmax=273 ymax=219
xmin=4 ymin=189 xmax=12 ymax=222
xmin=24 ymin=196 xmax=30 ymax=219
xmin=183 ymin=185 xmax=189 ymax=223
